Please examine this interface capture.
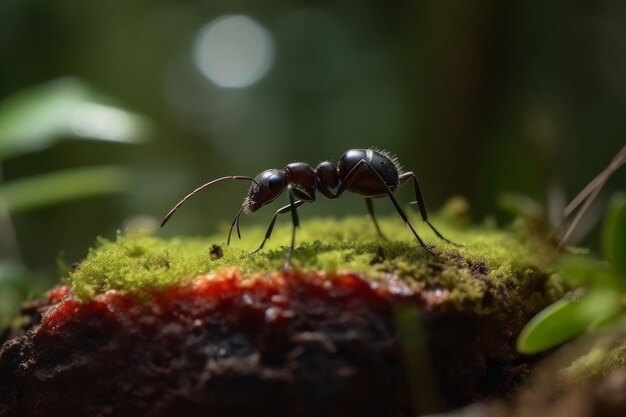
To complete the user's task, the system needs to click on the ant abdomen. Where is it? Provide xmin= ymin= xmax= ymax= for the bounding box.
xmin=338 ymin=149 xmax=399 ymax=197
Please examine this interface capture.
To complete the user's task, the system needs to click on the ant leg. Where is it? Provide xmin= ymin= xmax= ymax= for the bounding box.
xmin=227 ymin=207 xmax=244 ymax=245
xmin=250 ymin=198 xmax=305 ymax=254
xmin=338 ymin=160 xmax=433 ymax=255
xmin=399 ymin=172 xmax=461 ymax=246
xmin=284 ymin=186 xmax=300 ymax=271
xmin=365 ymin=198 xmax=388 ymax=240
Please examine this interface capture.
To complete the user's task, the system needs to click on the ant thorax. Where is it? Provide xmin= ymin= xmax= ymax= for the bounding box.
xmin=284 ymin=163 xmax=317 ymax=201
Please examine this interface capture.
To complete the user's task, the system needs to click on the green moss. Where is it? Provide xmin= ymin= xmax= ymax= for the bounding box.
xmin=67 ymin=209 xmax=557 ymax=308
xmin=560 ymin=322 xmax=626 ymax=383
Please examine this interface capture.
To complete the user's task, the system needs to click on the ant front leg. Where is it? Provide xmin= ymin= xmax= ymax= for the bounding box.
xmin=337 ymin=160 xmax=434 ymax=255
xmin=398 ymin=172 xmax=461 ymax=246
xmin=250 ymin=197 xmax=305 ymax=255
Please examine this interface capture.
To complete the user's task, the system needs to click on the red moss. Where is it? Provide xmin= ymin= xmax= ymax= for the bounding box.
xmin=1 ymin=269 xmax=547 ymax=417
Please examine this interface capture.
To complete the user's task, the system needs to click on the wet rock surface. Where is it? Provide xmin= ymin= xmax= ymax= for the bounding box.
xmin=1 ymin=270 xmax=551 ymax=417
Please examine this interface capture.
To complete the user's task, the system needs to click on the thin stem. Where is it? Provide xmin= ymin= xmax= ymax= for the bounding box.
xmin=564 ymin=145 xmax=626 ymax=216
xmin=559 ymin=143 xmax=626 ymax=248
xmin=0 ymin=163 xmax=24 ymax=263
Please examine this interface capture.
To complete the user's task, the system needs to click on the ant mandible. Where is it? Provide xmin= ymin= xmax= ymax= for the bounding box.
xmin=161 ymin=148 xmax=459 ymax=269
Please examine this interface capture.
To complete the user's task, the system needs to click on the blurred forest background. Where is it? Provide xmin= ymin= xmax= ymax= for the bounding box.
xmin=1 ymin=0 xmax=625 ymax=316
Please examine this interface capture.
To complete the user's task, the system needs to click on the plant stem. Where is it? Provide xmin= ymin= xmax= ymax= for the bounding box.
xmin=0 ymin=164 xmax=24 ymax=264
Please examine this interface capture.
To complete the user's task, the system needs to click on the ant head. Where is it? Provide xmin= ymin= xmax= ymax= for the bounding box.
xmin=243 ymin=169 xmax=287 ymax=213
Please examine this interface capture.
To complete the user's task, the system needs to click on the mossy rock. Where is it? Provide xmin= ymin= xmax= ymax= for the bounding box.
xmin=540 ymin=318 xmax=626 ymax=386
xmin=0 ymin=209 xmax=564 ymax=416
xmin=68 ymin=208 xmax=560 ymax=305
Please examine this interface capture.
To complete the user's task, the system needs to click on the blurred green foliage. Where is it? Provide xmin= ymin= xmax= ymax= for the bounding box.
xmin=0 ymin=78 xmax=147 ymax=325
xmin=1 ymin=166 xmax=131 ymax=213
xmin=517 ymin=193 xmax=626 ymax=354
xmin=0 ymin=78 xmax=147 ymax=158
xmin=603 ymin=193 xmax=626 ymax=277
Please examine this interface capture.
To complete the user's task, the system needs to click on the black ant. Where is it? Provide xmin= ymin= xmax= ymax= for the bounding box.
xmin=161 ymin=149 xmax=459 ymax=269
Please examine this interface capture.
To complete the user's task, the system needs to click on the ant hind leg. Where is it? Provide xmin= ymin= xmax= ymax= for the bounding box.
xmin=398 ymin=172 xmax=462 ymax=247
xmin=338 ymin=160 xmax=434 ymax=255
xmin=365 ymin=198 xmax=388 ymax=241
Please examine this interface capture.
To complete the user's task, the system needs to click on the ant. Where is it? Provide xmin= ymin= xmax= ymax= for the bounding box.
xmin=161 ymin=149 xmax=459 ymax=269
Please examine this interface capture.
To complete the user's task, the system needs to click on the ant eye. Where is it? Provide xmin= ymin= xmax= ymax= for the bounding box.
xmin=268 ymin=175 xmax=283 ymax=190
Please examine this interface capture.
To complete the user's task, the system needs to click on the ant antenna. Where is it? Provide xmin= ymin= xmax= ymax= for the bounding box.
xmin=227 ymin=207 xmax=244 ymax=245
xmin=161 ymin=176 xmax=258 ymax=227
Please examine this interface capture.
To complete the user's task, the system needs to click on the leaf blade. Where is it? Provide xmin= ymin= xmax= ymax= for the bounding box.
xmin=603 ymin=192 xmax=626 ymax=277
xmin=517 ymin=290 xmax=620 ymax=354
xmin=0 ymin=78 xmax=149 ymax=160
xmin=0 ymin=166 xmax=132 ymax=213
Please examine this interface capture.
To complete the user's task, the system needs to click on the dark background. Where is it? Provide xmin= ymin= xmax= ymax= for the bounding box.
xmin=1 ymin=0 xmax=625 ymax=303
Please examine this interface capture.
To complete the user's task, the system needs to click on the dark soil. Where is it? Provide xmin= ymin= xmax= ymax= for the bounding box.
xmin=1 ymin=270 xmax=552 ymax=417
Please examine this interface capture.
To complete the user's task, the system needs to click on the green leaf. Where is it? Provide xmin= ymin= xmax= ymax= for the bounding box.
xmin=603 ymin=192 xmax=626 ymax=277
xmin=0 ymin=260 xmax=48 ymax=327
xmin=497 ymin=192 xmax=544 ymax=221
xmin=0 ymin=78 xmax=149 ymax=160
xmin=559 ymin=254 xmax=625 ymax=291
xmin=0 ymin=166 xmax=132 ymax=213
xmin=516 ymin=289 xmax=621 ymax=354
xmin=0 ymin=260 xmax=32 ymax=296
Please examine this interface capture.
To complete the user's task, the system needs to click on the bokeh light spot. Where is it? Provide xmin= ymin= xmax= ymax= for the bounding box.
xmin=193 ymin=15 xmax=274 ymax=88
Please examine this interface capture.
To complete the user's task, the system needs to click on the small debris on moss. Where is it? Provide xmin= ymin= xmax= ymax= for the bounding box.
xmin=209 ymin=243 xmax=224 ymax=260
